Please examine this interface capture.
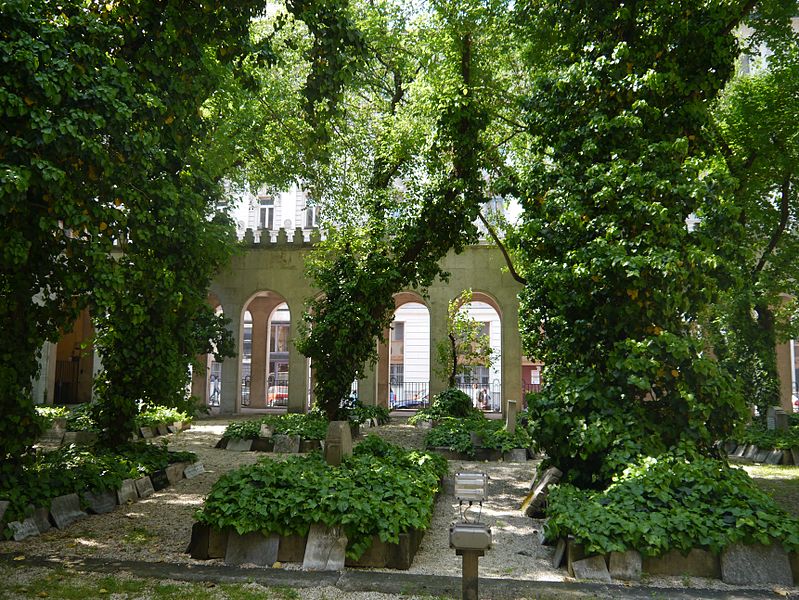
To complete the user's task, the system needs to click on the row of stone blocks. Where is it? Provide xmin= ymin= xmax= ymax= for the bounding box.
xmin=559 ymin=538 xmax=799 ymax=586
xmin=728 ymin=442 xmax=798 ymax=466
xmin=38 ymin=419 xmax=191 ymax=447
xmin=216 ymin=435 xmax=322 ymax=453
xmin=1 ymin=461 xmax=204 ymax=542
xmin=428 ymin=446 xmax=528 ymax=462
xmin=188 ymin=522 xmax=424 ymax=570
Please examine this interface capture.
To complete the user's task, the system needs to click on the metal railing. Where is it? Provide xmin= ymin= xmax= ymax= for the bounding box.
xmin=453 ymin=379 xmax=501 ymax=413
xmin=389 ymin=380 xmax=430 ymax=410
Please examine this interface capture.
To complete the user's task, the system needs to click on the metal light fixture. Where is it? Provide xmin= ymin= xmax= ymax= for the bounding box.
xmin=450 ymin=472 xmax=492 ymax=600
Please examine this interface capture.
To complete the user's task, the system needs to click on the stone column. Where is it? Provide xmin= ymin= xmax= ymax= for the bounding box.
xmin=501 ymin=300 xmax=523 ymax=416
xmin=220 ymin=302 xmax=243 ymax=415
xmin=287 ymin=308 xmax=307 ymax=413
xmin=775 ymin=339 xmax=794 ymax=414
xmin=376 ymin=333 xmax=390 ymax=408
xmin=248 ymin=299 xmax=277 ymax=409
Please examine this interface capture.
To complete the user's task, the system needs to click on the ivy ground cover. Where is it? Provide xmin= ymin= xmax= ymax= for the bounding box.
xmin=545 ymin=447 xmax=799 ymax=557
xmin=196 ymin=435 xmax=448 ymax=559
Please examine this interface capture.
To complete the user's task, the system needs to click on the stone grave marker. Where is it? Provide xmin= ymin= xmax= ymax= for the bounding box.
xmin=8 ymin=518 xmax=39 ymax=541
xmin=83 ymin=490 xmax=116 ymax=514
xmin=754 ymin=448 xmax=770 ymax=463
xmin=150 ymin=469 xmax=170 ymax=491
xmin=28 ymin=506 xmax=51 ymax=533
xmin=721 ymin=542 xmax=793 ymax=585
xmin=50 ymin=493 xmax=86 ymax=529
xmin=774 ymin=408 xmax=789 ymax=431
xmin=183 ymin=462 xmax=205 ymax=479
xmin=505 ymin=400 xmax=518 ymax=434
xmin=521 ymin=466 xmax=562 ymax=517
xmin=273 ymin=434 xmax=301 ymax=454
xmin=167 ymin=422 xmax=181 ymax=434
xmin=62 ymin=431 xmax=79 ymax=445
xmin=744 ymin=445 xmax=758 ymax=459
xmin=156 ymin=423 xmax=169 ymax=436
xmin=117 ymin=478 xmax=138 ymax=504
xmin=572 ymin=556 xmax=611 ymax=582
xmin=552 ymin=538 xmax=567 ymax=568
xmin=732 ymin=445 xmax=747 ymax=458
xmin=609 ymin=550 xmax=641 ymax=581
xmin=504 ymin=448 xmax=527 ymax=462
xmin=765 ymin=450 xmax=784 ymax=465
xmin=302 ymin=523 xmax=348 ymax=571
xmin=40 ymin=420 xmax=66 ymax=445
xmin=165 ymin=462 xmax=186 ymax=485
xmin=135 ymin=476 xmax=155 ymax=498
xmin=225 ymin=531 xmax=279 ymax=566
xmin=0 ymin=500 xmax=9 ymax=522
xmin=259 ymin=424 xmax=274 ymax=438
xmin=139 ymin=426 xmax=154 ymax=439
xmin=324 ymin=421 xmax=352 ymax=466
xmin=226 ymin=438 xmax=253 ymax=452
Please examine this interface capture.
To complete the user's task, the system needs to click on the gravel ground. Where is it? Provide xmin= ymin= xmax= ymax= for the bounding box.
xmin=2 ymin=417 xmax=797 ymax=599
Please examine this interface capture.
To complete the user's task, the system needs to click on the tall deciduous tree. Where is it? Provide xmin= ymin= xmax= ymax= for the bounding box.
xmin=510 ymin=0 xmax=757 ymax=487
xmin=0 ymin=0 xmax=265 ymax=457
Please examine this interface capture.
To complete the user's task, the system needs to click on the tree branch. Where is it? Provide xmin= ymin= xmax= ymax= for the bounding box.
xmin=477 ymin=211 xmax=527 ymax=285
xmin=752 ymin=176 xmax=792 ymax=279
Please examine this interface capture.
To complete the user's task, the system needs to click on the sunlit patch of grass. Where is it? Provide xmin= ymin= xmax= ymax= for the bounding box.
xmin=740 ymin=463 xmax=799 ymax=518
xmin=122 ymin=525 xmax=155 ymax=546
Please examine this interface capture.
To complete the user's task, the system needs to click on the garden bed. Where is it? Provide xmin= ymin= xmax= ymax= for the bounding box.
xmin=192 ymin=435 xmax=447 ymax=570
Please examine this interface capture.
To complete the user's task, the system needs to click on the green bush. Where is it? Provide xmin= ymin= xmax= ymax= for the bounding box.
xmin=0 ymin=442 xmax=195 ymax=534
xmin=135 ymin=406 xmax=191 ymax=429
xmin=197 ymin=435 xmax=447 ymax=559
xmin=66 ymin=404 xmax=99 ymax=432
xmin=408 ymin=388 xmax=480 ymax=425
xmin=34 ymin=405 xmax=69 ymax=428
xmin=221 ymin=413 xmax=329 ymax=441
xmin=350 ymin=403 xmax=391 ymax=426
xmin=423 ymin=414 xmax=532 ymax=456
xmin=544 ymin=446 xmax=799 ymax=557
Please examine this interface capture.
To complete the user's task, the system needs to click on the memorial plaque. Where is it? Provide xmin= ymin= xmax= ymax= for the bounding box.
xmin=39 ymin=424 xmax=65 ymax=445
xmin=117 ymin=478 xmax=138 ymax=504
xmin=150 ymin=470 xmax=170 ymax=491
xmin=9 ymin=518 xmax=39 ymax=541
xmin=29 ymin=505 xmax=51 ymax=533
xmin=226 ymin=438 xmax=253 ymax=452
xmin=165 ymin=462 xmax=186 ymax=485
xmin=139 ymin=426 xmax=154 ymax=439
xmin=183 ymin=462 xmax=205 ymax=479
xmin=49 ymin=493 xmax=86 ymax=529
xmin=302 ymin=523 xmax=348 ymax=571
xmin=754 ymin=448 xmax=770 ymax=463
xmin=273 ymin=434 xmax=301 ymax=454
xmin=83 ymin=491 xmax=116 ymax=514
xmin=765 ymin=450 xmax=784 ymax=465
xmin=135 ymin=476 xmax=155 ymax=498
xmin=225 ymin=531 xmax=279 ymax=566
xmin=156 ymin=423 xmax=169 ymax=436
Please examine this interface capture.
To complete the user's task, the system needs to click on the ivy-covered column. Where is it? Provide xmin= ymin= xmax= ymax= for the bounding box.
xmin=428 ymin=289 xmax=450 ymax=398
xmin=287 ymin=307 xmax=307 ymax=413
xmin=357 ymin=344 xmax=378 ymax=406
xmin=500 ymin=299 xmax=523 ymax=415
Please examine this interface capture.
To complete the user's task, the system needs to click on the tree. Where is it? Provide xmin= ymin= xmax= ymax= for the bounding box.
xmin=704 ymin=22 xmax=799 ymax=422
xmin=0 ymin=0 xmax=265 ymax=457
xmin=436 ymin=290 xmax=494 ymax=388
xmin=509 ymin=0 xmax=758 ymax=487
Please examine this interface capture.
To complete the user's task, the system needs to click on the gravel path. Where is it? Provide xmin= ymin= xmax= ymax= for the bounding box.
xmin=2 ymin=417 xmax=795 ymax=598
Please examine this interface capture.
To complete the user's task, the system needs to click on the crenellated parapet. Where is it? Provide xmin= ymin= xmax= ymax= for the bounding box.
xmin=241 ymin=227 xmax=321 ymax=248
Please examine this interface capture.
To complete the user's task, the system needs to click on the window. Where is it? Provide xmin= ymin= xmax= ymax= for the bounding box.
xmin=304 ymin=203 xmax=318 ymax=228
xmin=391 ymin=322 xmax=404 ymax=341
xmin=390 ymin=363 xmax=404 ymax=384
xmin=258 ymin=196 xmax=274 ymax=230
xmin=270 ymin=323 xmax=290 ymax=353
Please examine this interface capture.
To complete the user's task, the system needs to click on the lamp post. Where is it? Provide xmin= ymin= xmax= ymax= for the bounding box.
xmin=449 ymin=472 xmax=491 ymax=600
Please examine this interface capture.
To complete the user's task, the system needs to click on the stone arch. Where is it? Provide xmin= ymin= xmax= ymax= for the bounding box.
xmin=240 ymin=290 xmax=292 ymax=410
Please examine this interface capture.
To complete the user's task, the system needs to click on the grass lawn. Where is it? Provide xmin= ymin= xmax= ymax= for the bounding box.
xmin=738 ymin=462 xmax=799 ymax=518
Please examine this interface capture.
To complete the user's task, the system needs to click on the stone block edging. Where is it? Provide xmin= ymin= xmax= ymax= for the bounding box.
xmin=1 ymin=460 xmax=200 ymax=542
xmin=188 ymin=523 xmax=424 ymax=570
xmin=217 ymin=436 xmax=323 ymax=453
xmin=428 ymin=447 xmax=528 ymax=462
xmin=727 ymin=444 xmax=797 ymax=465
xmin=563 ymin=538 xmax=798 ymax=586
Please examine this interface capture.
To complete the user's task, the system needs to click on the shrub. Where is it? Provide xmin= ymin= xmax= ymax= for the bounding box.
xmin=135 ymin=406 xmax=191 ymax=429
xmin=221 ymin=413 xmax=329 ymax=441
xmin=34 ymin=405 xmax=69 ymax=428
xmin=423 ymin=414 xmax=532 ymax=456
xmin=544 ymin=446 xmax=799 ymax=557
xmin=408 ymin=388 xmax=479 ymax=425
xmin=734 ymin=422 xmax=799 ymax=450
xmin=197 ymin=435 xmax=447 ymax=559
xmin=350 ymin=403 xmax=391 ymax=426
xmin=66 ymin=404 xmax=99 ymax=432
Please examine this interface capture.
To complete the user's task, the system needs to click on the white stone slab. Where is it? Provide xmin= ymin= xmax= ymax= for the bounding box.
xmin=135 ymin=476 xmax=155 ymax=498
xmin=83 ymin=491 xmax=116 ymax=514
xmin=225 ymin=531 xmax=279 ymax=566
xmin=9 ymin=518 xmax=39 ymax=541
xmin=572 ymin=556 xmax=611 ymax=582
xmin=117 ymin=478 xmax=138 ymax=504
xmin=183 ymin=462 xmax=205 ymax=479
xmin=303 ymin=523 xmax=348 ymax=571
xmin=721 ymin=543 xmax=793 ymax=586
xmin=609 ymin=550 xmax=641 ymax=581
xmin=226 ymin=438 xmax=253 ymax=452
